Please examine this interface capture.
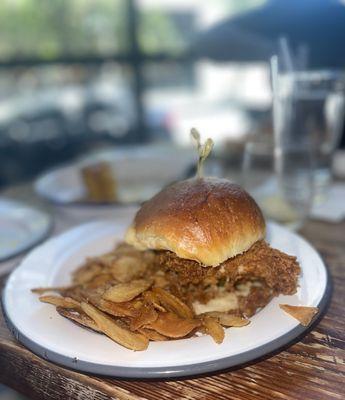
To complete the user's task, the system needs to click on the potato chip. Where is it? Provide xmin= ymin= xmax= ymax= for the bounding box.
xmin=147 ymin=312 xmax=199 ymax=338
xmin=34 ymin=286 xmax=87 ymax=303
xmin=56 ymin=307 xmax=101 ymax=333
xmin=62 ymin=286 xmax=90 ymax=302
xmin=113 ymin=242 xmax=143 ymax=256
xmin=96 ymin=252 xmax=118 ymax=265
xmin=81 ymin=302 xmax=149 ymax=351
xmin=97 ymin=298 xmax=137 ymax=317
xmin=132 ymin=299 xmax=144 ymax=310
xmin=153 ymin=288 xmax=194 ymax=319
xmin=39 ymin=295 xmax=80 ymax=309
xmin=111 ymin=243 xmax=155 ymax=261
xmin=84 ymin=273 xmax=114 ymax=289
xmin=138 ymin=328 xmax=169 ymax=341
xmin=279 ymin=304 xmax=318 ymax=326
xmin=31 ymin=286 xmax=75 ymax=295
xmin=103 ymin=279 xmax=152 ymax=303
xmin=202 ymin=316 xmax=225 ymax=344
xmin=130 ymin=304 xmax=158 ymax=331
xmin=204 ymin=312 xmax=250 ymax=327
xmin=73 ymin=263 xmax=103 ymax=285
xmin=153 ymin=274 xmax=169 ymax=288
xmin=109 ymin=256 xmax=149 ymax=283
xmin=97 ymin=244 xmax=153 ymax=283
xmin=142 ymin=291 xmax=166 ymax=312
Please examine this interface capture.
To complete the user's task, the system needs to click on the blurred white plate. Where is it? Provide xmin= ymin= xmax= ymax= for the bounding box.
xmin=0 ymin=199 xmax=52 ymax=262
xmin=34 ymin=146 xmax=194 ymax=205
xmin=3 ymin=217 xmax=329 ymax=378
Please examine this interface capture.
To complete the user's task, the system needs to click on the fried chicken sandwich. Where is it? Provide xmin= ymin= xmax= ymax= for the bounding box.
xmin=125 ymin=177 xmax=300 ymax=318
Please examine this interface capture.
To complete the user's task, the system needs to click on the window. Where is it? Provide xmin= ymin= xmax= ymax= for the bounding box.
xmin=0 ymin=0 xmax=270 ymax=185
xmin=0 ymin=0 xmax=127 ymax=60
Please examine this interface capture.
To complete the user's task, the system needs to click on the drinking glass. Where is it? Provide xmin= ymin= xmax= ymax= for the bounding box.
xmin=274 ymin=70 xmax=345 ymax=201
xmin=242 ymin=141 xmax=313 ymax=230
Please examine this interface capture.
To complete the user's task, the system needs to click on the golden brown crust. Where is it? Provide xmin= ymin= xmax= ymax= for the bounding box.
xmin=125 ymin=177 xmax=265 ymax=266
xmin=157 ymin=240 xmax=301 ymax=296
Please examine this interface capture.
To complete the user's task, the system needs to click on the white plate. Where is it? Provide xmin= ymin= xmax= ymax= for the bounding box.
xmin=3 ymin=218 xmax=329 ymax=378
xmin=34 ymin=146 xmax=194 ymax=205
xmin=0 ymin=199 xmax=52 ymax=262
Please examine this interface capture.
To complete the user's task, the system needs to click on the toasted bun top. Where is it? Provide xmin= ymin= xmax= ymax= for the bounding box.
xmin=125 ymin=177 xmax=265 ymax=267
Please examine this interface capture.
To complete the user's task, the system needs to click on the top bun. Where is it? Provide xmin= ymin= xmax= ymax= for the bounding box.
xmin=125 ymin=177 xmax=265 ymax=267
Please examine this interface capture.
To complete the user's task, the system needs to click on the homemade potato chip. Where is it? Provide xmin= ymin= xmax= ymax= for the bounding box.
xmin=153 ymin=288 xmax=194 ymax=319
xmin=97 ymin=298 xmax=137 ymax=317
xmin=96 ymin=244 xmax=154 ymax=283
xmin=142 ymin=291 xmax=166 ymax=312
xmin=279 ymin=304 xmax=319 ymax=326
xmin=31 ymin=286 xmax=75 ymax=295
xmin=56 ymin=306 xmax=102 ymax=333
xmin=73 ymin=263 xmax=103 ymax=285
xmin=130 ymin=304 xmax=158 ymax=331
xmin=84 ymin=273 xmax=114 ymax=289
xmin=204 ymin=312 xmax=250 ymax=327
xmin=147 ymin=312 xmax=200 ymax=338
xmin=39 ymin=295 xmax=80 ymax=309
xmin=103 ymin=279 xmax=152 ymax=303
xmin=138 ymin=328 xmax=169 ymax=341
xmin=202 ymin=316 xmax=225 ymax=344
xmin=62 ymin=286 xmax=90 ymax=302
xmin=153 ymin=274 xmax=169 ymax=288
xmin=109 ymin=256 xmax=148 ymax=283
xmin=81 ymin=302 xmax=149 ymax=351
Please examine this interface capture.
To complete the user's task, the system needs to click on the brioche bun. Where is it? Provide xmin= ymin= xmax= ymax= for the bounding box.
xmin=125 ymin=177 xmax=265 ymax=267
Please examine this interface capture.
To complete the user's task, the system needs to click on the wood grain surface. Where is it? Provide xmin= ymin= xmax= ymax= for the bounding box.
xmin=0 ymin=219 xmax=344 ymax=400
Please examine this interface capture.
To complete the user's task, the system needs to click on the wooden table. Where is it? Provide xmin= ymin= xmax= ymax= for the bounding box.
xmin=0 ymin=193 xmax=344 ymax=399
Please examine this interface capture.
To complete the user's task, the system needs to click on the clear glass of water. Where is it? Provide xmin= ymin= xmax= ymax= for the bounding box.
xmin=242 ymin=141 xmax=313 ymax=230
xmin=274 ymin=70 xmax=345 ymax=201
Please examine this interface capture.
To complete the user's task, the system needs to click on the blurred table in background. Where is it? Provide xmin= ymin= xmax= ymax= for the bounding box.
xmin=0 ymin=182 xmax=139 ymax=276
xmin=0 ymin=180 xmax=345 ymax=400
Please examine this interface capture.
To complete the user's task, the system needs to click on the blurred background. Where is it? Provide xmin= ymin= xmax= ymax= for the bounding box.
xmin=1 ymin=0 xmax=344 ymax=187
xmin=0 ymin=0 xmax=277 ymax=188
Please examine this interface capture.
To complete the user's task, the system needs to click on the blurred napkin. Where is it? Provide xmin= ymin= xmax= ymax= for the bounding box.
xmin=311 ymin=183 xmax=345 ymax=222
